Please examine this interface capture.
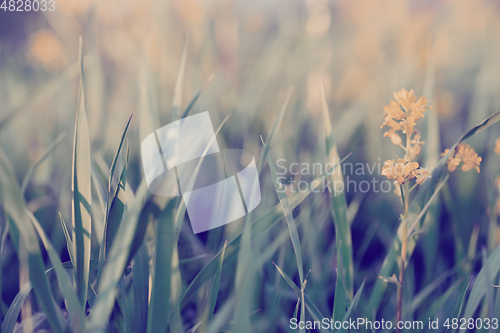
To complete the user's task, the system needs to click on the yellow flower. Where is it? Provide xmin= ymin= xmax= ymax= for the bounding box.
xmin=441 ymin=148 xmax=461 ymax=172
xmin=441 ymin=143 xmax=481 ymax=173
xmin=495 ymin=138 xmax=500 ymax=156
xmin=393 ymin=89 xmax=416 ymax=112
xmin=383 ymin=129 xmax=402 ymax=145
xmin=382 ymin=159 xmax=419 ymax=185
xmin=409 ymin=132 xmax=425 ymax=159
xmin=459 ymin=144 xmax=481 ymax=173
xmin=382 ymin=100 xmax=406 ymax=122
xmin=381 ymin=89 xmax=429 ymax=144
xmin=415 ymin=168 xmax=430 ymax=185
xmin=381 ymin=89 xmax=430 ymax=189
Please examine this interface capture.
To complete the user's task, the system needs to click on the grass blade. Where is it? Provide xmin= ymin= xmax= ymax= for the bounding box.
xmin=288 ymin=298 xmax=301 ymax=333
xmin=132 ymin=244 xmax=149 ymax=333
xmin=267 ymin=150 xmax=305 ymax=290
xmin=463 ymin=244 xmax=500 ymax=319
xmin=59 ymin=213 xmax=75 ymax=267
xmin=166 ymin=34 xmax=189 ymax=331
xmin=0 ymin=148 xmax=65 ymax=333
xmin=28 ymin=211 xmax=85 ymax=332
xmin=336 ymin=279 xmax=365 ymax=333
xmin=198 ymin=241 xmax=228 ymax=332
xmin=272 ymin=262 xmax=329 ymax=333
xmin=1 ymin=281 xmax=32 ymax=333
xmin=170 ymin=33 xmax=189 ymax=122
xmin=105 ymin=143 xmax=130 ymax=256
xmin=446 ymin=276 xmax=471 ymax=333
xmin=321 ymin=81 xmax=354 ymax=299
xmin=332 ymin=269 xmax=346 ymax=322
xmin=72 ymin=37 xmax=92 ymax=307
xmin=97 ymin=116 xmax=132 ymax=283
xmin=87 ymin=181 xmax=148 ymax=332
xmin=146 ymin=199 xmax=176 ymax=333
xmin=181 ymin=74 xmax=214 ymax=119
xmin=258 ymin=87 xmax=293 ymax=174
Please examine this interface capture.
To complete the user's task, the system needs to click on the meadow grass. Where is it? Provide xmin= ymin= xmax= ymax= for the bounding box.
xmin=2 ymin=1 xmax=500 ymax=332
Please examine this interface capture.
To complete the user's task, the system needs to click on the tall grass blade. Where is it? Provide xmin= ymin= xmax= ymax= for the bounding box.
xmin=0 ymin=148 xmax=65 ymax=332
xmin=1 ymin=282 xmax=32 ymax=333
xmin=321 ymin=81 xmax=354 ymax=299
xmin=267 ymin=150 xmax=305 ymax=291
xmin=258 ymin=87 xmax=293 ymax=174
xmin=146 ymin=199 xmax=176 ymax=333
xmin=87 ymin=181 xmax=148 ymax=332
xmin=97 ymin=116 xmax=132 ymax=283
xmin=336 ymin=279 xmax=365 ymax=333
xmin=463 ymin=243 xmax=500 ymax=319
xmin=288 ymin=299 xmax=301 ymax=333
xmin=167 ymin=34 xmax=190 ymax=332
xmin=170 ymin=33 xmax=190 ymax=122
xmin=72 ymin=37 xmax=92 ymax=307
xmin=132 ymin=244 xmax=149 ymax=333
xmin=181 ymin=74 xmax=214 ymax=119
xmin=59 ymin=213 xmax=75 ymax=267
xmin=28 ymin=211 xmax=85 ymax=332
xmin=272 ymin=262 xmax=329 ymax=333
xmin=332 ymin=269 xmax=346 ymax=322
xmin=198 ymin=241 xmax=228 ymax=332
xmin=104 ymin=142 xmax=130 ymax=253
xmin=445 ymin=276 xmax=471 ymax=333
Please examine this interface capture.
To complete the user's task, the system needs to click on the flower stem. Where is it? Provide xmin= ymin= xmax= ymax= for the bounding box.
xmin=396 ymin=135 xmax=411 ymax=333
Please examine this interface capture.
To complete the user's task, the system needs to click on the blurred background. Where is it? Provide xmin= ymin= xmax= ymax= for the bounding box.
xmin=1 ymin=0 xmax=500 ymax=331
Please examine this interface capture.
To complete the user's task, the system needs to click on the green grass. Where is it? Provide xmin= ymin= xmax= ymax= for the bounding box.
xmin=2 ymin=2 xmax=500 ymax=332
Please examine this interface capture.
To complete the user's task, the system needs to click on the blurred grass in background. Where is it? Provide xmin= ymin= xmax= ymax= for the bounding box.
xmin=1 ymin=0 xmax=500 ymax=332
